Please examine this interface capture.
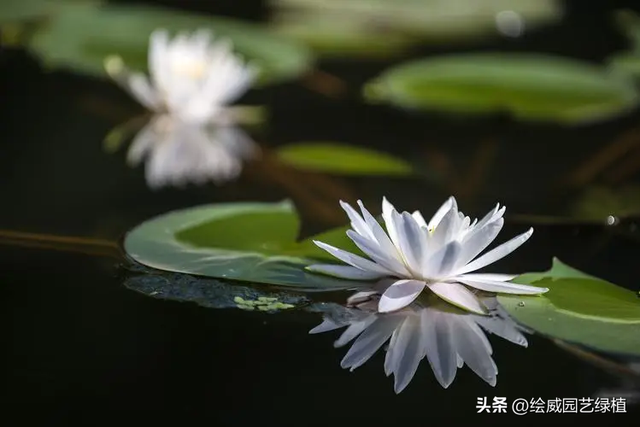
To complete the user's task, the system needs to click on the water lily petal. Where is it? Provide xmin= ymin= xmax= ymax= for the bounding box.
xmin=429 ymin=196 xmax=457 ymax=230
xmin=427 ymin=282 xmax=487 ymax=315
xmin=473 ymin=315 xmax=528 ymax=347
xmin=378 ymin=280 xmax=426 ymax=313
xmin=128 ymin=72 xmax=162 ymax=110
xmin=456 ymin=273 xmax=516 ymax=282
xmin=451 ymin=316 xmax=498 ymax=386
xmin=309 ymin=319 xmax=343 ymax=334
xmin=312 ymin=240 xmax=392 ymax=275
xmin=341 ymin=316 xmax=403 ymax=371
xmin=384 ymin=314 xmax=426 ymax=393
xmin=456 ymin=277 xmax=548 ymax=295
xmin=423 ymin=241 xmax=462 ymax=278
xmin=339 ymin=200 xmax=375 ymax=240
xmin=357 ymin=200 xmax=405 ymax=265
xmin=305 ymin=264 xmax=385 ymax=280
xmin=422 ymin=309 xmax=458 ymax=388
xmin=454 ymin=217 xmax=504 ymax=270
xmin=456 ymin=228 xmax=534 ymax=275
xmin=381 ymin=197 xmax=404 ymax=253
xmin=346 ymin=290 xmax=378 ymax=305
xmin=335 ymin=317 xmax=378 ymax=347
xmin=411 ymin=211 xmax=427 ymax=228
xmin=428 ymin=204 xmax=460 ymax=255
xmin=469 ymin=204 xmax=504 ymax=233
xmin=347 ymin=230 xmax=409 ymax=276
xmin=395 ymin=212 xmax=429 ymax=274
xmin=149 ymin=29 xmax=171 ymax=93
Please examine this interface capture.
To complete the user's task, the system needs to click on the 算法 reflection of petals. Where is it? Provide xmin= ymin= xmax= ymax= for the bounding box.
xmin=127 ymin=114 xmax=258 ymax=189
xmin=309 ymin=292 xmax=529 ymax=394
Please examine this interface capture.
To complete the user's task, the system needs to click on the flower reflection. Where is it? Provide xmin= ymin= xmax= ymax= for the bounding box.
xmin=309 ymin=285 xmax=529 ymax=393
xmin=127 ymin=114 xmax=257 ymax=189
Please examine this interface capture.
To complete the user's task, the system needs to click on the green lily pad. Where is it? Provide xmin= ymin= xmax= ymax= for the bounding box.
xmin=498 ymin=296 xmax=640 ymax=356
xmin=27 ymin=2 xmax=313 ymax=84
xmin=269 ymin=16 xmax=418 ymax=58
xmin=275 ymin=142 xmax=414 ymax=176
xmin=514 ymin=257 xmax=597 ymax=284
xmin=123 ymin=200 xmax=367 ymax=291
xmin=270 ymin=0 xmax=562 ymax=47
xmin=607 ymin=52 xmax=640 ymax=79
xmin=0 ymin=0 xmax=54 ymax=25
xmin=363 ymin=53 xmax=640 ymax=124
xmin=498 ymin=258 xmax=640 ymax=356
xmin=123 ymin=266 xmax=310 ymax=312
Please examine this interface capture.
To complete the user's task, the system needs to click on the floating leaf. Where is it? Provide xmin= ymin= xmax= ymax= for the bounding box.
xmin=123 ymin=267 xmax=309 ymax=311
xmin=514 ymin=257 xmax=597 ymax=284
xmin=123 ymin=200 xmax=366 ymax=291
xmin=269 ymin=15 xmax=419 ymax=58
xmin=498 ymin=258 xmax=640 ymax=356
xmin=27 ymin=2 xmax=313 ymax=84
xmin=269 ymin=0 xmax=562 ymax=57
xmin=275 ymin=142 xmax=414 ymax=176
xmin=607 ymin=53 xmax=640 ymax=79
xmin=0 ymin=0 xmax=54 ymax=25
xmin=364 ymin=53 xmax=639 ymax=124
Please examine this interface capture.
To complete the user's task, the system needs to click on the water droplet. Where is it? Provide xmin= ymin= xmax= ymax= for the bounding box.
xmin=496 ymin=11 xmax=525 ymax=38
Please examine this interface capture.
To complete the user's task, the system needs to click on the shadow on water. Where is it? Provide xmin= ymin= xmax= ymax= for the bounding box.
xmin=2 ymin=0 xmax=640 ymax=423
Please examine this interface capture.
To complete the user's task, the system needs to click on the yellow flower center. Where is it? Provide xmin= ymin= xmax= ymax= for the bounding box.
xmin=172 ymin=60 xmax=208 ymax=80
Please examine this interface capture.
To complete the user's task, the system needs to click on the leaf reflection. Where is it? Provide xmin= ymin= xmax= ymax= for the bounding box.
xmin=309 ymin=288 xmax=529 ymax=393
xmin=123 ymin=114 xmax=258 ymax=189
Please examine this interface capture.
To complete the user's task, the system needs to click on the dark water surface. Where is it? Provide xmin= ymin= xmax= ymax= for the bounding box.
xmin=2 ymin=0 xmax=640 ymax=423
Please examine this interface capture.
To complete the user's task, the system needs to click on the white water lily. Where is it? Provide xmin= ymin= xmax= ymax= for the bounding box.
xmin=127 ymin=114 xmax=257 ymax=189
xmin=307 ymin=197 xmax=548 ymax=315
xmin=105 ymin=28 xmax=258 ymax=125
xmin=309 ymin=291 xmax=529 ymax=393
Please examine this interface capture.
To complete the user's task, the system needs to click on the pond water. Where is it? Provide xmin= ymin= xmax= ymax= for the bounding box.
xmin=2 ymin=0 xmax=640 ymax=423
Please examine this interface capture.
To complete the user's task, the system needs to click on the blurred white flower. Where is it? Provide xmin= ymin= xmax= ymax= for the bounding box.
xmin=127 ymin=114 xmax=257 ymax=189
xmin=310 ymin=289 xmax=529 ymax=393
xmin=105 ymin=28 xmax=258 ymax=125
xmin=307 ymin=197 xmax=548 ymax=315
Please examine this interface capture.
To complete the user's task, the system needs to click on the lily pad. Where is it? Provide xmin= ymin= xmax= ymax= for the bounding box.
xmin=123 ymin=200 xmax=367 ymax=291
xmin=514 ymin=257 xmax=597 ymax=284
xmin=498 ymin=258 xmax=640 ymax=356
xmin=123 ymin=266 xmax=310 ymax=312
xmin=607 ymin=53 xmax=640 ymax=79
xmin=269 ymin=0 xmax=562 ymax=53
xmin=275 ymin=142 xmax=414 ymax=176
xmin=0 ymin=0 xmax=54 ymax=25
xmin=363 ymin=53 xmax=640 ymax=124
xmin=27 ymin=2 xmax=313 ymax=84
xmin=269 ymin=16 xmax=418 ymax=58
